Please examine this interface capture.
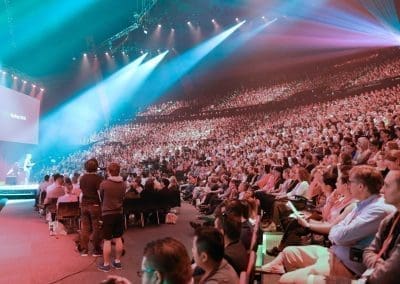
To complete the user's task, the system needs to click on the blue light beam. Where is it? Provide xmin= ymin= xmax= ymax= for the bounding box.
xmin=135 ymin=21 xmax=246 ymax=108
xmin=40 ymin=53 xmax=149 ymax=148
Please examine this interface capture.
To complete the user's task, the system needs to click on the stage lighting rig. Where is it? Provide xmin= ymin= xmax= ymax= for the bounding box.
xmin=101 ymin=0 xmax=158 ymax=53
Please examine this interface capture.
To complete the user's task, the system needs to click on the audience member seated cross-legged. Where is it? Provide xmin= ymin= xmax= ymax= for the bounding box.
xmin=260 ymin=166 xmax=395 ymax=284
xmin=267 ymin=170 xmax=356 ymax=256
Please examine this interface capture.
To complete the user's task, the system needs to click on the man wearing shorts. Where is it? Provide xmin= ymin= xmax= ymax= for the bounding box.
xmin=98 ymin=162 xmax=127 ymax=272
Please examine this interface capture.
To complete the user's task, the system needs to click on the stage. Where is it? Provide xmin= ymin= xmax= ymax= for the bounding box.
xmin=0 ymin=183 xmax=38 ymax=199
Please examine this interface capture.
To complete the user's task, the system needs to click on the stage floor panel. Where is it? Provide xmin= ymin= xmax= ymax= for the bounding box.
xmin=0 ymin=184 xmax=38 ymax=198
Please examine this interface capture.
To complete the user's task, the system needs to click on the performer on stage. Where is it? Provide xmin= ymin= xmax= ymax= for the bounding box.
xmin=23 ymin=153 xmax=35 ymax=184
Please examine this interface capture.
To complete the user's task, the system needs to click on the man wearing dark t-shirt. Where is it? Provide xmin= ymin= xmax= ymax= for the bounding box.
xmin=78 ymin=158 xmax=103 ymax=256
xmin=98 ymin=162 xmax=126 ymax=272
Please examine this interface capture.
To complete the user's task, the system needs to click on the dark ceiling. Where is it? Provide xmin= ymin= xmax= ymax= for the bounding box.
xmin=1 ymin=0 xmax=399 ymax=113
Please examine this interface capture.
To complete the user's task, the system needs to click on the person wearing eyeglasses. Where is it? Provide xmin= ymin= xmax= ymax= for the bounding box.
xmin=101 ymin=237 xmax=192 ymax=284
xmin=260 ymin=165 xmax=395 ymax=283
xmin=139 ymin=237 xmax=192 ymax=284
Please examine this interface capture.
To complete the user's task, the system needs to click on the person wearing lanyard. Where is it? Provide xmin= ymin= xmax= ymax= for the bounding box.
xmin=362 ymin=170 xmax=400 ymax=283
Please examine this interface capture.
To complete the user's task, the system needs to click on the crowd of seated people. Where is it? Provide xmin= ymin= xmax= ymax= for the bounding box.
xmin=36 ymin=162 xmax=182 ymax=240
xmin=136 ymin=100 xmax=189 ymax=117
xmin=38 ymin=83 xmax=400 ymax=183
xmin=199 ymin=49 xmax=400 ymax=111
xmin=32 ymin=68 xmax=400 ymax=282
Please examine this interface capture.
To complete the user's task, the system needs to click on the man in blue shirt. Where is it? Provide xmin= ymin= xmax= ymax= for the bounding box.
xmin=260 ymin=165 xmax=395 ymax=283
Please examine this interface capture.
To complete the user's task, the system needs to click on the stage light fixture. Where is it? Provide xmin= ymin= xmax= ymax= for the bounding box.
xmin=83 ymin=53 xmax=87 ymax=56
xmin=72 ymin=57 xmax=76 ymax=61
xmin=23 ymin=80 xmax=27 ymax=84
xmin=144 ymin=29 xmax=148 ymax=34
xmin=187 ymin=21 xmax=191 ymax=25
xmin=235 ymin=17 xmax=239 ymax=22
xmin=32 ymin=84 xmax=36 ymax=88
xmin=262 ymin=16 xmax=265 ymax=19
xmin=105 ymin=52 xmax=109 ymax=55
xmin=40 ymin=88 xmax=44 ymax=91
xmin=212 ymin=19 xmax=216 ymax=23
xmin=158 ymin=24 xmax=162 ymax=28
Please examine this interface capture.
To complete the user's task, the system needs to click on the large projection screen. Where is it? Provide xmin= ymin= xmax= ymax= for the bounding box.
xmin=0 ymin=85 xmax=40 ymax=144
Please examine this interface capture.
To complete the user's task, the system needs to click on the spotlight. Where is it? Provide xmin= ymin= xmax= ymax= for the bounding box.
xmin=23 ymin=80 xmax=27 ymax=84
xmin=187 ymin=21 xmax=191 ymax=25
xmin=158 ymin=24 xmax=162 ymax=28
xmin=72 ymin=57 xmax=76 ymax=61
xmin=2 ymin=71 xmax=6 ymax=74
xmin=235 ymin=17 xmax=239 ymax=22
xmin=262 ymin=16 xmax=265 ymax=19
xmin=14 ymin=76 xmax=18 ymax=80
xmin=40 ymin=88 xmax=44 ymax=91
xmin=32 ymin=84 xmax=36 ymax=88
xmin=140 ymin=50 xmax=144 ymax=54
xmin=143 ymin=29 xmax=148 ymax=34
xmin=83 ymin=53 xmax=87 ymax=56
xmin=171 ymin=28 xmax=175 ymax=31
xmin=105 ymin=52 xmax=109 ymax=55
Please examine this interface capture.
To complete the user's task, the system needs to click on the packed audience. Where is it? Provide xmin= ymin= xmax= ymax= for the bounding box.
xmin=34 ymin=79 xmax=400 ymax=283
xmin=206 ymin=51 xmax=400 ymax=110
xmin=32 ymin=46 xmax=400 ymax=283
xmin=136 ymin=100 xmax=189 ymax=117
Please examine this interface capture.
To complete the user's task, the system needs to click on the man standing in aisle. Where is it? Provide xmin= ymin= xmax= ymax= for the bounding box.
xmin=78 ymin=158 xmax=103 ymax=256
xmin=98 ymin=162 xmax=127 ymax=272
